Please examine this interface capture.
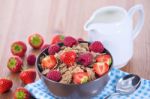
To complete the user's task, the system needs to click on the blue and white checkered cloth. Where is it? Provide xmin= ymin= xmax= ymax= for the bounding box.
xmin=25 ymin=68 xmax=150 ymax=99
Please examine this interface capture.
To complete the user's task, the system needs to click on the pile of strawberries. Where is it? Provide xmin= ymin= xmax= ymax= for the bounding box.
xmin=0 ymin=33 xmax=60 ymax=98
xmin=39 ymin=36 xmax=112 ymax=85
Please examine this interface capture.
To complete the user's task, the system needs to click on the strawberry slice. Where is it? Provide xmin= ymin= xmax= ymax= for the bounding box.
xmin=73 ymin=72 xmax=89 ymax=84
xmin=96 ymin=54 xmax=112 ymax=65
xmin=41 ymin=55 xmax=57 ymax=69
xmin=60 ymin=51 xmax=76 ymax=66
xmin=93 ymin=62 xmax=109 ymax=77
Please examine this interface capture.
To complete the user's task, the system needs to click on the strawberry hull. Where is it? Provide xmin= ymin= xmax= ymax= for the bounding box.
xmin=11 ymin=41 xmax=27 ymax=57
xmin=7 ymin=56 xmax=23 ymax=73
xmin=28 ymin=33 xmax=44 ymax=49
xmin=36 ymin=47 xmax=113 ymax=98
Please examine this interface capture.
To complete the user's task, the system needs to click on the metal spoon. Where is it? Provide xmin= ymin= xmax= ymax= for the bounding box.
xmin=104 ymin=74 xmax=141 ymax=99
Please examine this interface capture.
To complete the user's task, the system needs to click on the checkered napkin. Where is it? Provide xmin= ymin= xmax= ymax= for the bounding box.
xmin=25 ymin=68 xmax=150 ymax=99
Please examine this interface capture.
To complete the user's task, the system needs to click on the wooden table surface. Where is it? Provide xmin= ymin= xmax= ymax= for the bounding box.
xmin=0 ymin=0 xmax=150 ymax=98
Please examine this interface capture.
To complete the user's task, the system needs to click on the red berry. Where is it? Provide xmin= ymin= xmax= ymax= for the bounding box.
xmin=93 ymin=62 xmax=109 ymax=77
xmin=14 ymin=87 xmax=31 ymax=99
xmin=46 ymin=70 xmax=62 ymax=82
xmin=28 ymin=33 xmax=44 ymax=49
xmin=89 ymin=41 xmax=104 ymax=53
xmin=40 ymin=44 xmax=50 ymax=51
xmin=7 ymin=56 xmax=23 ymax=73
xmin=51 ymin=34 xmax=65 ymax=44
xmin=48 ymin=44 xmax=60 ymax=55
xmin=77 ymin=52 xmax=93 ymax=67
xmin=73 ymin=72 xmax=89 ymax=84
xmin=19 ymin=69 xmax=36 ymax=84
xmin=60 ymin=51 xmax=76 ymax=66
xmin=0 ymin=78 xmax=13 ymax=94
xmin=63 ymin=36 xmax=77 ymax=47
xmin=96 ymin=54 xmax=112 ymax=65
xmin=11 ymin=41 xmax=27 ymax=57
xmin=27 ymin=54 xmax=36 ymax=65
xmin=41 ymin=55 xmax=57 ymax=69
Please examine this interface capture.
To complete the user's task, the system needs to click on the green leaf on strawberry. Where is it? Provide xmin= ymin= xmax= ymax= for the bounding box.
xmin=28 ymin=33 xmax=44 ymax=49
xmin=14 ymin=87 xmax=31 ymax=99
xmin=7 ymin=56 xmax=23 ymax=73
xmin=11 ymin=41 xmax=27 ymax=57
xmin=73 ymin=72 xmax=89 ymax=84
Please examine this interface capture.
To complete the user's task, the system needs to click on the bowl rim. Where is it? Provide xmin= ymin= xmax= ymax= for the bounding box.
xmin=35 ymin=42 xmax=113 ymax=86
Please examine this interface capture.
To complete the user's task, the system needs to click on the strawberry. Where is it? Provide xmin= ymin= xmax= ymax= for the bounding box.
xmin=14 ymin=87 xmax=31 ymax=99
xmin=60 ymin=51 xmax=76 ymax=66
xmin=0 ymin=78 xmax=13 ymax=94
xmin=19 ymin=69 xmax=36 ymax=84
xmin=93 ymin=62 xmax=109 ymax=77
xmin=28 ymin=33 xmax=44 ymax=49
xmin=7 ymin=56 xmax=23 ymax=73
xmin=96 ymin=54 xmax=112 ymax=65
xmin=11 ymin=41 xmax=27 ymax=57
xmin=41 ymin=55 xmax=57 ymax=69
xmin=51 ymin=34 xmax=65 ymax=44
xmin=73 ymin=72 xmax=89 ymax=84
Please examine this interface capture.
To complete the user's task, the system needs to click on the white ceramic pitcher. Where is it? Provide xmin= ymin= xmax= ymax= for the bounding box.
xmin=84 ymin=5 xmax=144 ymax=68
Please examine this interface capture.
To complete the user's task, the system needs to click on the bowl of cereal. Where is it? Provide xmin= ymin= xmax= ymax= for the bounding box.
xmin=36 ymin=36 xmax=113 ymax=98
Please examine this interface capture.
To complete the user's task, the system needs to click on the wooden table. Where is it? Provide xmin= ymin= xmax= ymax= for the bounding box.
xmin=0 ymin=0 xmax=149 ymax=98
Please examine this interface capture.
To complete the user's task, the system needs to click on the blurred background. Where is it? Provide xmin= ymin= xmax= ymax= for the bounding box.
xmin=0 ymin=0 xmax=149 ymax=98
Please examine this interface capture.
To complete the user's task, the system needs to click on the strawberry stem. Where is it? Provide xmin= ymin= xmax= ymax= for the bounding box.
xmin=81 ymin=77 xmax=88 ymax=84
xmin=31 ymin=35 xmax=41 ymax=46
xmin=8 ymin=58 xmax=16 ymax=68
xmin=16 ymin=91 xmax=26 ymax=98
xmin=13 ymin=44 xmax=22 ymax=53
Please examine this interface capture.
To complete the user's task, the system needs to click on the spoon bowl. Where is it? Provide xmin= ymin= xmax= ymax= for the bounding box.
xmin=105 ymin=74 xmax=141 ymax=99
xmin=116 ymin=74 xmax=141 ymax=94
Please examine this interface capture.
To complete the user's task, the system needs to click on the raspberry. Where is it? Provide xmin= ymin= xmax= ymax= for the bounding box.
xmin=63 ymin=36 xmax=77 ymax=47
xmin=48 ymin=44 xmax=60 ymax=55
xmin=46 ymin=70 xmax=62 ymax=82
xmin=89 ymin=41 xmax=104 ymax=53
xmin=40 ymin=44 xmax=50 ymax=51
xmin=27 ymin=54 xmax=36 ymax=65
xmin=77 ymin=52 xmax=93 ymax=67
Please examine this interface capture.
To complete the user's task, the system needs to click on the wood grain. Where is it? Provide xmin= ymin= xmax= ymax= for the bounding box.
xmin=0 ymin=0 xmax=149 ymax=98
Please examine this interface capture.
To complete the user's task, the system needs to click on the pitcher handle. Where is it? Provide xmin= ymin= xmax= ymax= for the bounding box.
xmin=128 ymin=4 xmax=144 ymax=39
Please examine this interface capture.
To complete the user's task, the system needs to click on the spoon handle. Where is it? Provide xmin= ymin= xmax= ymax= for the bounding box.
xmin=104 ymin=92 xmax=120 ymax=99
